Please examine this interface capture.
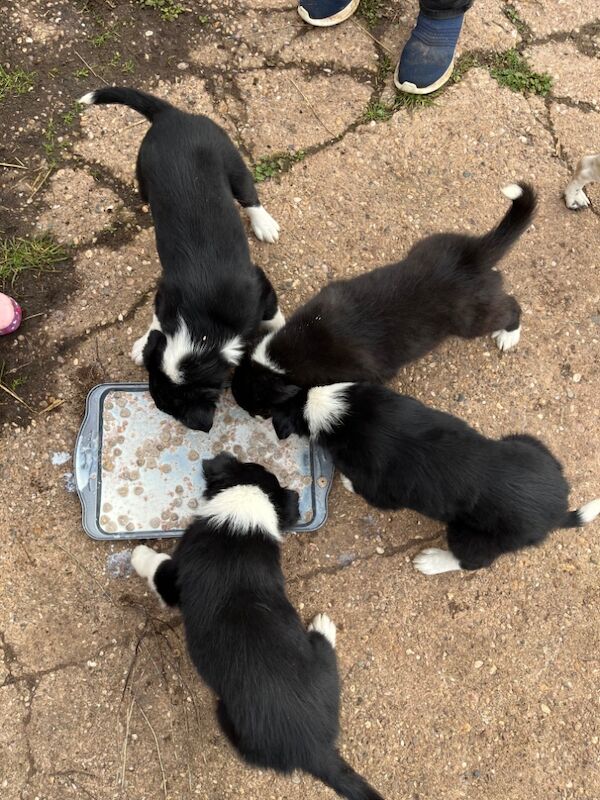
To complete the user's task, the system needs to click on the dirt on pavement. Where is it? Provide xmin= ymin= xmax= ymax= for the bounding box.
xmin=1 ymin=1 xmax=599 ymax=799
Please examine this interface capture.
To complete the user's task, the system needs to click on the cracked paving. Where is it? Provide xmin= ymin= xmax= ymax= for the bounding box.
xmin=1 ymin=1 xmax=599 ymax=799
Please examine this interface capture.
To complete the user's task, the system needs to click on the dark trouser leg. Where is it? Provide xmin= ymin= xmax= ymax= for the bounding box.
xmin=419 ymin=0 xmax=474 ymax=19
xmin=396 ymin=0 xmax=472 ymax=93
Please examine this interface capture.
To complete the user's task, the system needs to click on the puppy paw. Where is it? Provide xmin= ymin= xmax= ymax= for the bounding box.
xmin=131 ymin=335 xmax=147 ymax=366
xmin=309 ymin=613 xmax=336 ymax=648
xmin=413 ymin=548 xmax=462 ymax=575
xmin=131 ymin=545 xmax=157 ymax=579
xmin=261 ymin=308 xmax=285 ymax=332
xmin=340 ymin=474 xmax=355 ymax=494
xmin=246 ymin=205 xmax=280 ymax=243
xmin=565 ymin=188 xmax=590 ymax=210
xmin=492 ymin=325 xmax=521 ymax=352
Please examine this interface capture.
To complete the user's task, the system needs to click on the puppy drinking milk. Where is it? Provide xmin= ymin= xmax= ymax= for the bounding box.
xmin=80 ymin=87 xmax=284 ymax=431
xmin=232 ymin=183 xmax=536 ymax=420
xmin=269 ymin=382 xmax=600 ymax=574
xmin=132 ymin=453 xmax=383 ymax=800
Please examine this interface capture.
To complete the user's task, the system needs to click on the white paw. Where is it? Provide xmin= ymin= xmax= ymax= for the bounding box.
xmin=131 ymin=545 xmax=157 ymax=579
xmin=261 ymin=308 xmax=285 ymax=332
xmin=492 ymin=325 xmax=521 ymax=352
xmin=413 ymin=547 xmax=462 ymax=576
xmin=131 ymin=335 xmax=148 ymax=366
xmin=246 ymin=205 xmax=280 ymax=243
xmin=565 ymin=188 xmax=590 ymax=210
xmin=309 ymin=613 xmax=336 ymax=648
xmin=340 ymin=474 xmax=355 ymax=494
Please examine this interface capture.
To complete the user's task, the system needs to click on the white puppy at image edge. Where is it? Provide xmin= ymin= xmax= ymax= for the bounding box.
xmin=564 ymin=154 xmax=600 ymax=210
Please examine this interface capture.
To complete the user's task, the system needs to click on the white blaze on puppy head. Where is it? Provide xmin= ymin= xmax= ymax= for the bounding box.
xmin=199 ymin=484 xmax=282 ymax=542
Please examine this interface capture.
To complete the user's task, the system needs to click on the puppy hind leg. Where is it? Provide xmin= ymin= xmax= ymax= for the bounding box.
xmin=216 ymin=699 xmax=241 ymax=749
xmin=135 ymin=154 xmax=149 ymax=204
xmin=413 ymin=547 xmax=462 ymax=575
xmin=254 ymin=265 xmax=285 ymax=331
xmin=446 ymin=521 xmax=503 ymax=571
xmin=491 ymin=295 xmax=521 ymax=352
xmin=131 ymin=545 xmax=179 ymax=606
xmin=308 ymin=613 xmax=337 ymax=648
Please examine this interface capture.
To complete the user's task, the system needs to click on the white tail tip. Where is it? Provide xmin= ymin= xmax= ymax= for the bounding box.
xmin=78 ymin=91 xmax=96 ymax=106
xmin=577 ymin=498 xmax=600 ymax=525
xmin=502 ymin=183 xmax=523 ymax=200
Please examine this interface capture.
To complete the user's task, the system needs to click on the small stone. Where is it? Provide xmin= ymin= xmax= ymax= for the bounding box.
xmin=375 ymin=546 xmax=385 ymax=555
xmin=572 ymin=373 xmax=582 ymax=383
xmin=177 ymin=62 xmax=189 ymax=70
xmin=474 ymin=660 xmax=484 ymax=669
xmin=541 ymin=703 xmax=551 ymax=715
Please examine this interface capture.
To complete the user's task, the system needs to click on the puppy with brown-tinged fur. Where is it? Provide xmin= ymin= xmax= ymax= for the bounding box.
xmin=232 ymin=183 xmax=536 ymax=421
xmin=565 ymin=153 xmax=600 ymax=210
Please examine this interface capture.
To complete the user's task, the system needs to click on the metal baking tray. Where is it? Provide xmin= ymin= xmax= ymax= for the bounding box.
xmin=74 ymin=383 xmax=334 ymax=541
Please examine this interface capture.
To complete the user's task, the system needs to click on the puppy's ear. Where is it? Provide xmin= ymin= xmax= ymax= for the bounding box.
xmin=279 ymin=489 xmax=300 ymax=530
xmin=202 ymin=452 xmax=237 ymax=483
xmin=272 ymin=408 xmax=296 ymax=440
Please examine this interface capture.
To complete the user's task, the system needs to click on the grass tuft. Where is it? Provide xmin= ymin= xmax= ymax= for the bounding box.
xmin=361 ymin=99 xmax=394 ymax=122
xmin=490 ymin=49 xmax=552 ymax=96
xmin=393 ymin=91 xmax=437 ymax=110
xmin=503 ymin=4 xmax=528 ymax=36
xmin=0 ymin=235 xmax=70 ymax=288
xmin=358 ymin=0 xmax=384 ymax=29
xmin=0 ymin=66 xmax=36 ymax=102
xmin=375 ymin=53 xmax=392 ymax=88
xmin=252 ymin=151 xmax=306 ymax=182
xmin=450 ymin=52 xmax=480 ymax=84
xmin=137 ymin=0 xmax=185 ymax=21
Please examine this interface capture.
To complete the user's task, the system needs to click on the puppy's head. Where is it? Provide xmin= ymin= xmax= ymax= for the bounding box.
xmin=144 ymin=330 xmax=228 ymax=431
xmin=202 ymin=452 xmax=300 ymax=532
xmin=231 ymin=355 xmax=301 ymax=421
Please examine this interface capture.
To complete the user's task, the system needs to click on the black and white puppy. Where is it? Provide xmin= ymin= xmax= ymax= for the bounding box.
xmin=131 ymin=452 xmax=383 ymax=800
xmin=80 ymin=87 xmax=284 ymax=431
xmin=270 ymin=382 xmax=600 ymax=574
xmin=232 ymin=183 xmax=536 ymax=419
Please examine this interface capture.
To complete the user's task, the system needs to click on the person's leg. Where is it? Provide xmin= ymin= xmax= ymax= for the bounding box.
xmin=297 ymin=0 xmax=360 ymax=28
xmin=395 ymin=0 xmax=474 ymax=95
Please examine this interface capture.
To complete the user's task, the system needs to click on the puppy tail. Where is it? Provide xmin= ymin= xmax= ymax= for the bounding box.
xmin=470 ymin=182 xmax=537 ymax=271
xmin=310 ymin=751 xmax=384 ymax=800
xmin=562 ymin=498 xmax=600 ymax=529
xmin=78 ymin=86 xmax=171 ymax=121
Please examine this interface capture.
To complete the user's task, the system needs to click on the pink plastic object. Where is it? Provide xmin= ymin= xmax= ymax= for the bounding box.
xmin=0 ymin=293 xmax=22 ymax=335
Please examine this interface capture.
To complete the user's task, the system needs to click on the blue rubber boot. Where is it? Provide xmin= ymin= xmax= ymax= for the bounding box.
xmin=298 ymin=0 xmax=360 ymax=27
xmin=395 ymin=12 xmax=464 ymax=94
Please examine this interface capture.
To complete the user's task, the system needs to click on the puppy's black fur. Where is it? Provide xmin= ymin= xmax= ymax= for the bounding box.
xmin=232 ymin=184 xmax=535 ymax=419
xmin=81 ymin=87 xmax=279 ymax=431
xmin=142 ymin=453 xmax=383 ymax=800
xmin=271 ymin=383 xmax=598 ymax=571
